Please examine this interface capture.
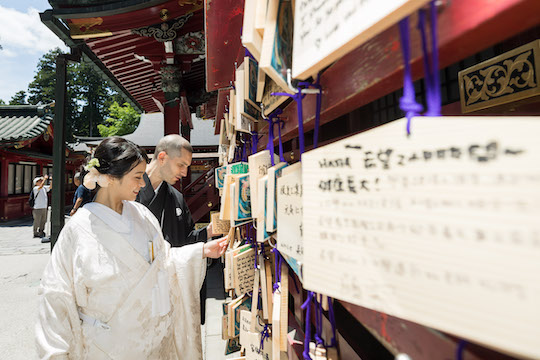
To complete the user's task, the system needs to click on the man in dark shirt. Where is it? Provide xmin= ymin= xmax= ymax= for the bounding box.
xmin=136 ymin=135 xmax=219 ymax=324
xmin=70 ymin=172 xmax=92 ymax=216
xmin=136 ymin=134 xmax=216 ymax=246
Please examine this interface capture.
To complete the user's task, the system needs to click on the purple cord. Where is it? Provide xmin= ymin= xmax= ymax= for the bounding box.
xmin=301 ymin=291 xmax=314 ymax=360
xmin=328 ymin=297 xmax=337 ymax=348
xmin=398 ymin=17 xmax=423 ymax=136
xmin=313 ymin=76 xmax=322 ymax=149
xmin=276 ymin=119 xmax=285 ymax=163
xmin=272 ymin=91 xmax=305 ymax=158
xmin=272 ymin=248 xmax=282 ymax=293
xmin=314 ymin=295 xmax=324 ymax=345
xmin=260 ymin=324 xmax=270 ymax=350
xmin=428 ymin=0 xmax=441 ymax=116
xmin=251 ymin=131 xmax=258 ymax=154
xmin=265 ymin=117 xmax=275 ymax=166
xmin=456 ymin=339 xmax=467 ymax=360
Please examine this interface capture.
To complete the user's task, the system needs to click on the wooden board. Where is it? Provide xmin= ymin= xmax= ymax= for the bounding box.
xmin=292 ymin=0 xmax=430 ymax=80
xmin=243 ymin=0 xmax=263 ymax=61
xmin=249 ymin=150 xmax=280 ymax=218
xmin=276 ymin=162 xmax=303 ymax=261
xmin=266 ymin=162 xmax=288 ymax=232
xmin=302 ymin=116 xmax=540 ymax=359
xmin=259 ymin=0 xmax=295 ymax=93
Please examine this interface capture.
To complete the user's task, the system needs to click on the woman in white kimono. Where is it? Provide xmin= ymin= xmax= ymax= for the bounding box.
xmin=36 ymin=137 xmax=228 ymax=359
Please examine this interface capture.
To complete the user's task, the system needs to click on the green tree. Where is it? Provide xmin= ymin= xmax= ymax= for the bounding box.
xmin=9 ymin=90 xmax=28 ymax=105
xmin=28 ymin=48 xmax=79 ymax=139
xmin=0 ymin=99 xmax=6 ymax=105
xmin=26 ymin=49 xmax=133 ymax=140
xmin=98 ymin=102 xmax=141 ymax=137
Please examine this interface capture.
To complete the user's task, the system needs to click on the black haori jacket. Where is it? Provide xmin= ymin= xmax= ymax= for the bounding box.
xmin=137 ymin=173 xmax=207 ymax=247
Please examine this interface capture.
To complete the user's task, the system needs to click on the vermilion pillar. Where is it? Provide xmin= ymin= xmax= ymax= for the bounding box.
xmin=160 ymin=65 xmax=181 ymax=135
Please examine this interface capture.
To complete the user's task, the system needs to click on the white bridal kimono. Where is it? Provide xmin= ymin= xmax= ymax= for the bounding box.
xmin=36 ymin=201 xmax=206 ymax=360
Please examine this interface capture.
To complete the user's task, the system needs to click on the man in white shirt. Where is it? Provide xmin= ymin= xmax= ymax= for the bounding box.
xmin=32 ymin=175 xmax=52 ymax=238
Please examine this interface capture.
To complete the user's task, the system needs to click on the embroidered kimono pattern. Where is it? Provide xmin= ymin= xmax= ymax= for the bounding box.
xmin=36 ymin=201 xmax=206 ymax=360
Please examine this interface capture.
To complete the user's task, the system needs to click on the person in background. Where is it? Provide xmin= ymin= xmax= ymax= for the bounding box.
xmin=32 ymin=174 xmax=52 ymax=238
xmin=70 ymin=172 xmax=92 ymax=216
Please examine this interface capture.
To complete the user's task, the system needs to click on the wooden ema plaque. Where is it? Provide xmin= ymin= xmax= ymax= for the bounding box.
xmin=277 ymin=162 xmax=303 ymax=261
xmin=292 ymin=0 xmax=430 ymax=80
xmin=302 ymin=116 xmax=540 ymax=359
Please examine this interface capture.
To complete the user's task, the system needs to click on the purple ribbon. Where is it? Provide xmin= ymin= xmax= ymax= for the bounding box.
xmin=456 ymin=340 xmax=467 ymax=360
xmin=301 ymin=291 xmax=314 ymax=360
xmin=265 ymin=117 xmax=275 ymax=166
xmin=418 ymin=1 xmax=441 ymax=116
xmin=314 ymin=295 xmax=324 ymax=346
xmin=398 ymin=17 xmax=423 ymax=136
xmin=272 ymin=90 xmax=306 ymax=158
xmin=275 ymin=119 xmax=286 ymax=163
xmin=260 ymin=323 xmax=270 ymax=350
xmin=272 ymin=248 xmax=283 ymax=293
xmin=399 ymin=0 xmax=441 ymax=135
xmin=328 ymin=297 xmax=337 ymax=348
xmin=265 ymin=109 xmax=283 ymax=166
xmin=251 ymin=130 xmax=258 ymax=155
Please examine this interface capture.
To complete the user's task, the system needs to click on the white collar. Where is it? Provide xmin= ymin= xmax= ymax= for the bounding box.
xmin=84 ymin=201 xmax=133 ymax=234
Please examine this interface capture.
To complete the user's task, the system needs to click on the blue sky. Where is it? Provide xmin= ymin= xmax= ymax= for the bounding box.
xmin=0 ymin=0 xmax=68 ymax=103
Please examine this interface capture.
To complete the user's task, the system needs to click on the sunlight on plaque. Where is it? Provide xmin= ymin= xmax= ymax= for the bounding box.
xmin=302 ymin=116 xmax=540 ymax=359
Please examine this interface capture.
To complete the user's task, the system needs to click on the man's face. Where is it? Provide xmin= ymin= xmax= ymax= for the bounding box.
xmin=36 ymin=179 xmax=44 ymax=187
xmin=159 ymin=150 xmax=192 ymax=185
xmin=74 ymin=177 xmax=81 ymax=187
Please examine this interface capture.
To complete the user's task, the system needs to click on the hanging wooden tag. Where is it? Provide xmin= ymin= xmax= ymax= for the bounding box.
xmin=272 ymin=285 xmax=281 ymax=360
xmin=259 ymin=254 xmax=270 ymax=320
xmin=279 ymin=263 xmax=288 ymax=351
xmin=240 ymin=309 xmax=264 ymax=347
xmin=250 ymin=268 xmax=261 ymax=332
xmin=233 ymin=247 xmax=257 ymax=296
xmin=265 ymin=259 xmax=274 ymax=324
xmin=245 ymin=331 xmax=273 ymax=360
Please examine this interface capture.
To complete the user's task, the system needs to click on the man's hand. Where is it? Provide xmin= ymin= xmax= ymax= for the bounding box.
xmin=70 ymin=209 xmax=76 ymax=216
xmin=203 ymin=236 xmax=228 ymax=259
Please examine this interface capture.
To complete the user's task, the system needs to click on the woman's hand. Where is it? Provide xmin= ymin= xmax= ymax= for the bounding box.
xmin=203 ymin=236 xmax=228 ymax=259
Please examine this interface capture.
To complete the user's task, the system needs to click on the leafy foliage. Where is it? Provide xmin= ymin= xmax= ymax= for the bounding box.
xmin=9 ymin=90 xmax=28 ymax=105
xmin=0 ymin=99 xmax=6 ymax=105
xmin=25 ymin=48 xmax=139 ymax=141
xmin=98 ymin=101 xmax=141 ymax=137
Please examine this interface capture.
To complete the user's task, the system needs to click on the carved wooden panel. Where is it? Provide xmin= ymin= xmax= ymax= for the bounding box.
xmin=459 ymin=40 xmax=540 ymax=113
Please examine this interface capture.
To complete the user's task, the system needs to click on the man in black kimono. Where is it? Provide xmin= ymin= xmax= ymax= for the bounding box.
xmin=136 ymin=134 xmax=217 ymax=323
xmin=137 ymin=134 xmax=215 ymax=247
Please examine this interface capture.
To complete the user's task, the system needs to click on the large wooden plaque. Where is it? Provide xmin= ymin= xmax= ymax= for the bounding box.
xmin=302 ymin=116 xmax=540 ymax=359
xmin=292 ymin=0 xmax=429 ymax=80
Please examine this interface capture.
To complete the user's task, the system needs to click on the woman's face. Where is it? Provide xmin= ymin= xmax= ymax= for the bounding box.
xmin=111 ymin=161 xmax=147 ymax=201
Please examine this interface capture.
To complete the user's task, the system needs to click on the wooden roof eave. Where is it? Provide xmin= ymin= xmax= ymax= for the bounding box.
xmin=40 ymin=10 xmax=144 ymax=113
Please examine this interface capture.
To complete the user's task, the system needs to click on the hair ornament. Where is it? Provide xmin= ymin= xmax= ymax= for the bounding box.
xmin=83 ymin=161 xmax=109 ymax=190
xmin=84 ymin=158 xmax=100 ymax=171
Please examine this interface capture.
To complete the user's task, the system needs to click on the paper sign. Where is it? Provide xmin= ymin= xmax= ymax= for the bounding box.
xmin=292 ymin=0 xmax=430 ymax=80
xmin=277 ymin=162 xmax=303 ymax=260
xmin=302 ymin=116 xmax=540 ymax=359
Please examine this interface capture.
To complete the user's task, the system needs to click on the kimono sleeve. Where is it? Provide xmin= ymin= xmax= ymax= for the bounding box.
xmin=36 ymin=225 xmax=83 ymax=359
